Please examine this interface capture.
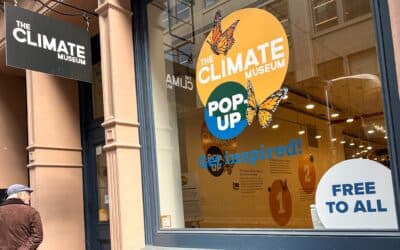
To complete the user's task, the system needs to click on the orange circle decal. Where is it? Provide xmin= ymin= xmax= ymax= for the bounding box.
xmin=268 ymin=179 xmax=292 ymax=226
xmin=196 ymin=8 xmax=289 ymax=105
xmin=298 ymin=153 xmax=316 ymax=194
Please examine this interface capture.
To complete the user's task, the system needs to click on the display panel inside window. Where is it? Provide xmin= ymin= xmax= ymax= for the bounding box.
xmin=147 ymin=0 xmax=398 ymax=230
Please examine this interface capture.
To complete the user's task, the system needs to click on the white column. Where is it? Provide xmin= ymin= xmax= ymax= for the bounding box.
xmin=26 ymin=71 xmax=85 ymax=250
xmin=148 ymin=4 xmax=185 ymax=229
xmin=96 ymin=0 xmax=145 ymax=249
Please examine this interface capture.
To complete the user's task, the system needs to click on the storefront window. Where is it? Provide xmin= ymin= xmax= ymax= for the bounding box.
xmin=147 ymin=0 xmax=398 ymax=230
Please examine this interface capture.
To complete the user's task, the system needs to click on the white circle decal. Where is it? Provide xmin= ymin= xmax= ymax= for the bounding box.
xmin=316 ymin=159 xmax=398 ymax=229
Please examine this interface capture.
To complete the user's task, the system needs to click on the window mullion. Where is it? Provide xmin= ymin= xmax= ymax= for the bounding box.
xmin=336 ymin=0 xmax=345 ymax=24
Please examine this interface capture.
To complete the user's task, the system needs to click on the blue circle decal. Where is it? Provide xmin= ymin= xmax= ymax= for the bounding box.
xmin=204 ymin=82 xmax=248 ymax=140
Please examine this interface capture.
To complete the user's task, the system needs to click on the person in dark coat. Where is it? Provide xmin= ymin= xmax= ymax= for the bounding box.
xmin=0 ymin=184 xmax=43 ymax=250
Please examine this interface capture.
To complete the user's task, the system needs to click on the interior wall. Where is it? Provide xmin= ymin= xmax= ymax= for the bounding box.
xmin=181 ymin=107 xmax=345 ymax=228
xmin=0 ymin=75 xmax=28 ymax=188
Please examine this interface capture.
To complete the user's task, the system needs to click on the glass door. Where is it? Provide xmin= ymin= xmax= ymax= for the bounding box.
xmin=96 ymin=143 xmax=109 ymax=225
xmin=84 ymin=129 xmax=110 ymax=250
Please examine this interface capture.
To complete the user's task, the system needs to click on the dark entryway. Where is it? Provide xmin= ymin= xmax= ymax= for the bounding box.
xmin=79 ymin=36 xmax=111 ymax=250
xmin=0 ymin=189 xmax=7 ymax=203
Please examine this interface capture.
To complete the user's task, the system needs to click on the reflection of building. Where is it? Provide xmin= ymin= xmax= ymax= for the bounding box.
xmin=0 ymin=0 xmax=400 ymax=250
xmin=159 ymin=0 xmax=385 ymax=161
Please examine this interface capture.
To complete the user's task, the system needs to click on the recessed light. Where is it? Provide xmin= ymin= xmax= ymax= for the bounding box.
xmin=352 ymin=154 xmax=356 ymax=158
xmin=340 ymin=140 xmax=346 ymax=144
xmin=346 ymin=117 xmax=354 ymax=123
xmin=356 ymin=152 xmax=360 ymax=155
xmin=331 ymin=138 xmax=337 ymax=142
xmin=306 ymin=103 xmax=315 ymax=110
xmin=384 ymin=135 xmax=388 ymax=139
xmin=298 ymin=130 xmax=305 ymax=135
xmin=367 ymin=130 xmax=375 ymax=134
xmin=359 ymin=145 xmax=364 ymax=148
xmin=272 ymin=124 xmax=279 ymax=129
xmin=283 ymin=95 xmax=288 ymax=100
xmin=350 ymin=142 xmax=355 ymax=146
xmin=331 ymin=112 xmax=339 ymax=118
xmin=315 ymin=135 xmax=322 ymax=139
xmin=374 ymin=157 xmax=378 ymax=161
xmin=367 ymin=146 xmax=373 ymax=150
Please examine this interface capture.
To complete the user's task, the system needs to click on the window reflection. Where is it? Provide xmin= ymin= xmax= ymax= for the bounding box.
xmin=204 ymin=0 xmax=220 ymax=8
xmin=312 ymin=0 xmax=372 ymax=32
xmin=92 ymin=63 xmax=104 ymax=120
xmin=343 ymin=0 xmax=371 ymax=21
xmin=312 ymin=0 xmax=339 ymax=31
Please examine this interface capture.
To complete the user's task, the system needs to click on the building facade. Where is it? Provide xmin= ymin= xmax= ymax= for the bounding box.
xmin=0 ymin=0 xmax=400 ymax=249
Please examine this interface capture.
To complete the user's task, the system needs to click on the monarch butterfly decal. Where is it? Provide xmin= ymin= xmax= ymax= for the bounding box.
xmin=207 ymin=10 xmax=240 ymax=55
xmin=246 ymin=80 xmax=288 ymax=128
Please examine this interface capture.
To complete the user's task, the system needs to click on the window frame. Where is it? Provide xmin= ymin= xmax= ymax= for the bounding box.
xmin=133 ymin=0 xmax=400 ymax=248
xmin=312 ymin=0 xmax=341 ymax=32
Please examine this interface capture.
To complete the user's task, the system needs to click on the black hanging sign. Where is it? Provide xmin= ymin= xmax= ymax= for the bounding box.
xmin=5 ymin=3 xmax=92 ymax=83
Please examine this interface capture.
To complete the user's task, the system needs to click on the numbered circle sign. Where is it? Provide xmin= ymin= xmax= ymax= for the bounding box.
xmin=316 ymin=159 xmax=398 ymax=229
xmin=268 ymin=179 xmax=292 ymax=226
xmin=298 ymin=153 xmax=316 ymax=193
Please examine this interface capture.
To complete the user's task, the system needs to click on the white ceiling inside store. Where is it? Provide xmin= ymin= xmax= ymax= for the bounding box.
xmin=283 ymin=74 xmax=388 ymax=148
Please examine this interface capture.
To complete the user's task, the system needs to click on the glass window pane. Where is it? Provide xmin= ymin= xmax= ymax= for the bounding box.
xmin=165 ymin=0 xmax=193 ymax=26
xmin=343 ymin=0 xmax=371 ymax=21
xmin=96 ymin=144 xmax=109 ymax=222
xmin=92 ymin=63 xmax=104 ymax=120
xmin=177 ymin=1 xmax=190 ymax=20
xmin=205 ymin=0 xmax=219 ymax=8
xmin=348 ymin=48 xmax=379 ymax=76
xmin=312 ymin=0 xmax=339 ymax=32
xmin=261 ymin=1 xmax=290 ymax=39
xmin=146 ymin=0 xmax=398 ymax=230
